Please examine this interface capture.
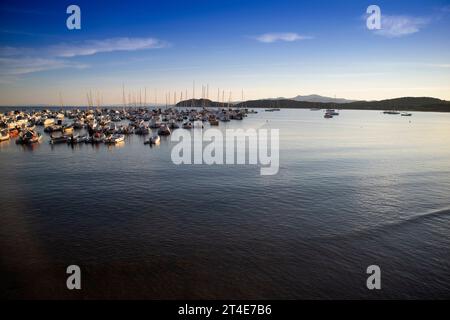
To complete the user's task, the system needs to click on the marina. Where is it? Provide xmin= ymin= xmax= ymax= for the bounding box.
xmin=0 ymin=106 xmax=256 ymax=147
xmin=1 ymin=104 xmax=418 ymax=148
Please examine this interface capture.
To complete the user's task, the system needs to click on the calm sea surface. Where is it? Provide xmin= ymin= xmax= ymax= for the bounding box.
xmin=1 ymin=108 xmax=450 ymax=299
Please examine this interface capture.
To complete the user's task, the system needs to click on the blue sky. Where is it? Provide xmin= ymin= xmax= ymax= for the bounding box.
xmin=0 ymin=0 xmax=449 ymax=105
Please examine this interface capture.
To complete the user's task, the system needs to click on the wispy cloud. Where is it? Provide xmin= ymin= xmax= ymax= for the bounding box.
xmin=0 ymin=36 xmax=168 ymax=78
xmin=49 ymin=37 xmax=169 ymax=58
xmin=0 ymin=58 xmax=87 ymax=76
xmin=254 ymin=32 xmax=313 ymax=43
xmin=374 ymin=15 xmax=430 ymax=38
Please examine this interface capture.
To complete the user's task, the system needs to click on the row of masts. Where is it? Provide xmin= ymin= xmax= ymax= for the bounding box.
xmin=58 ymin=83 xmax=246 ymax=109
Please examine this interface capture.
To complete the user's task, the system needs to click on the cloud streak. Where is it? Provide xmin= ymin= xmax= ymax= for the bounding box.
xmin=255 ymin=32 xmax=313 ymax=43
xmin=374 ymin=15 xmax=430 ymax=37
xmin=49 ymin=37 xmax=169 ymax=58
xmin=0 ymin=57 xmax=87 ymax=76
xmin=0 ymin=36 xmax=168 ymax=77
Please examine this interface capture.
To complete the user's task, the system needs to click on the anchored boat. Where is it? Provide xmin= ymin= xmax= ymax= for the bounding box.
xmin=17 ymin=130 xmax=42 ymax=144
xmin=92 ymin=132 xmax=106 ymax=143
xmin=68 ymin=134 xmax=87 ymax=144
xmin=105 ymin=134 xmax=125 ymax=144
xmin=158 ymin=124 xmax=171 ymax=136
xmin=0 ymin=128 xmax=10 ymax=141
xmin=50 ymin=134 xmax=68 ymax=144
xmin=182 ymin=122 xmax=193 ymax=129
xmin=144 ymin=134 xmax=160 ymax=145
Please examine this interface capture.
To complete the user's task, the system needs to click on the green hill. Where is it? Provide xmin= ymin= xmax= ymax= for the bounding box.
xmin=175 ymin=97 xmax=450 ymax=112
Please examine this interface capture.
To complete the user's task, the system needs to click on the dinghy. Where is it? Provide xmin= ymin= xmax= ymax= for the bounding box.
xmin=50 ymin=134 xmax=68 ymax=144
xmin=182 ymin=122 xmax=192 ymax=129
xmin=17 ymin=130 xmax=42 ymax=144
xmin=105 ymin=134 xmax=125 ymax=144
xmin=0 ymin=128 xmax=9 ymax=141
xmin=158 ymin=124 xmax=171 ymax=136
xmin=144 ymin=134 xmax=160 ymax=145
xmin=92 ymin=132 xmax=106 ymax=143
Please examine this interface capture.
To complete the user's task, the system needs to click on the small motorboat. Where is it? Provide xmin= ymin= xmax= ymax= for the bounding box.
xmin=43 ymin=118 xmax=55 ymax=127
xmin=325 ymin=109 xmax=339 ymax=116
xmin=182 ymin=122 xmax=192 ymax=129
xmin=44 ymin=124 xmax=62 ymax=133
xmin=0 ymin=128 xmax=9 ymax=141
xmin=56 ymin=113 xmax=65 ymax=121
xmin=6 ymin=119 xmax=17 ymax=129
xmin=50 ymin=134 xmax=68 ymax=144
xmin=105 ymin=134 xmax=125 ymax=144
xmin=9 ymin=128 xmax=19 ymax=137
xmin=26 ymin=124 xmax=36 ymax=131
xmin=92 ymin=132 xmax=106 ymax=143
xmin=62 ymin=125 xmax=74 ymax=134
xmin=209 ymin=117 xmax=219 ymax=126
xmin=401 ymin=112 xmax=412 ymax=117
xmin=383 ymin=110 xmax=400 ymax=115
xmin=324 ymin=113 xmax=333 ymax=119
xmin=144 ymin=134 xmax=160 ymax=145
xmin=231 ymin=112 xmax=243 ymax=120
xmin=67 ymin=134 xmax=87 ymax=144
xmin=135 ymin=126 xmax=150 ymax=135
xmin=17 ymin=130 xmax=42 ymax=144
xmin=104 ymin=123 xmax=117 ymax=134
xmin=118 ymin=125 xmax=134 ymax=134
xmin=73 ymin=120 xmax=85 ymax=129
xmin=158 ymin=124 xmax=171 ymax=136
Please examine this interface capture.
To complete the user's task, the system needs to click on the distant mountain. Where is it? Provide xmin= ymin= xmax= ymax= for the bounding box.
xmin=290 ymin=94 xmax=357 ymax=104
xmin=265 ymin=94 xmax=356 ymax=103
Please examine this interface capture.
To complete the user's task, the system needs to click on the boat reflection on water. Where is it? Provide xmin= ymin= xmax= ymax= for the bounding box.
xmin=106 ymin=140 xmax=125 ymax=151
xmin=0 ymin=139 xmax=11 ymax=150
xmin=19 ymin=142 xmax=41 ymax=152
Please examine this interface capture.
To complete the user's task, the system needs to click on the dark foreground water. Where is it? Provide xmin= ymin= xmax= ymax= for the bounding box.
xmin=1 ymin=109 xmax=450 ymax=299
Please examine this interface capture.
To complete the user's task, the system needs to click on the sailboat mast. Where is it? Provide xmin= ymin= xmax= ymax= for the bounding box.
xmin=59 ymin=92 xmax=64 ymax=109
xmin=192 ymin=81 xmax=195 ymax=108
xmin=122 ymin=84 xmax=126 ymax=109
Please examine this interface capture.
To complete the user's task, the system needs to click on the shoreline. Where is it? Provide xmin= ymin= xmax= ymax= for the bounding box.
xmin=2 ymin=106 xmax=450 ymax=114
